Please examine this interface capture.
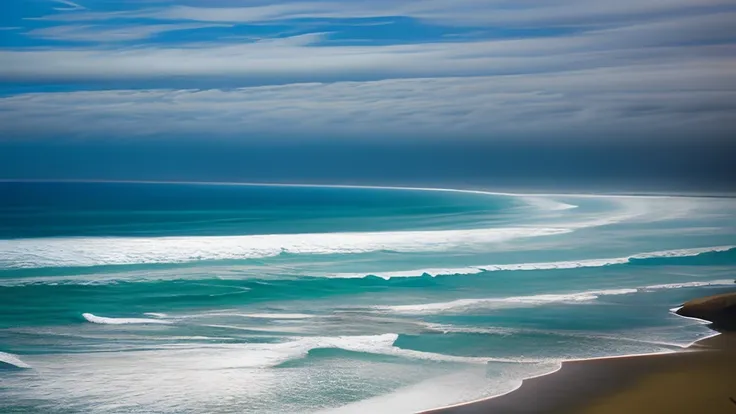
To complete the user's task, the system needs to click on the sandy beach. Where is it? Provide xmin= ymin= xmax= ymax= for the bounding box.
xmin=426 ymin=324 xmax=736 ymax=414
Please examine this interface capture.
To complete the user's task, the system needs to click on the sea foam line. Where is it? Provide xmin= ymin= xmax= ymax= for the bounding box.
xmin=1 ymin=246 xmax=733 ymax=287
xmin=54 ymin=328 xmax=534 ymax=368
xmin=421 ymin=323 xmax=698 ymax=349
xmin=176 ymin=312 xmax=315 ymax=320
xmin=0 ymin=351 xmax=31 ymax=369
xmin=376 ymin=289 xmax=638 ymax=314
xmin=645 ymin=279 xmax=736 ymax=290
xmin=329 ymin=245 xmax=736 ymax=279
xmin=3 ymin=182 xmax=705 ymax=271
xmin=82 ymin=313 xmax=172 ymax=325
xmin=377 ymin=278 xmax=735 ymax=314
xmin=0 ymin=226 xmax=571 ymax=270
xmin=134 ymin=333 xmax=526 ymax=370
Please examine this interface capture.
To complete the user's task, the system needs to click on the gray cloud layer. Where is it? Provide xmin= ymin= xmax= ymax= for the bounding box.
xmin=1 ymin=0 xmax=734 ymax=140
xmin=39 ymin=0 xmax=735 ymax=26
xmin=2 ymin=63 xmax=734 ymax=140
xmin=25 ymin=22 xmax=232 ymax=42
xmin=4 ymin=11 xmax=736 ymax=82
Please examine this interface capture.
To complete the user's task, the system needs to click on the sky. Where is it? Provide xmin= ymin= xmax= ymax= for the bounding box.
xmin=0 ymin=0 xmax=735 ymax=188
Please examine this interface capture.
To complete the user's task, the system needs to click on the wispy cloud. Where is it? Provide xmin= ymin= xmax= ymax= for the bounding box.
xmin=25 ymin=23 xmax=232 ymax=42
xmin=3 ymin=11 xmax=735 ymax=82
xmin=52 ymin=0 xmax=85 ymax=12
xmin=1 ymin=63 xmax=734 ymax=140
xmin=37 ymin=0 xmax=736 ymax=26
xmin=1 ymin=0 xmax=734 ymax=142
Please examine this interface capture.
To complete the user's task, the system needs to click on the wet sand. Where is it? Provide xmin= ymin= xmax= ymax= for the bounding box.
xmin=424 ymin=333 xmax=736 ymax=414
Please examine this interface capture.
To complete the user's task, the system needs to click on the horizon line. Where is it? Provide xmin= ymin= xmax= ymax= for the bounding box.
xmin=1 ymin=178 xmax=733 ymax=199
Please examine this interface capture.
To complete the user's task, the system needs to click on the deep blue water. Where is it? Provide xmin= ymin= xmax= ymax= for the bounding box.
xmin=1 ymin=181 xmax=735 ymax=413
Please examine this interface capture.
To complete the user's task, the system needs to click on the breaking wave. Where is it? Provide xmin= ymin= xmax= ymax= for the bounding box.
xmin=377 ymin=289 xmax=638 ymax=314
xmin=330 ymin=246 xmax=736 ymax=279
xmin=82 ymin=313 xmax=172 ymax=325
xmin=0 ymin=351 xmax=31 ymax=369
xmin=377 ymin=279 xmax=734 ymax=314
xmin=143 ymin=333 xmax=526 ymax=370
xmin=1 ymin=227 xmax=571 ymax=270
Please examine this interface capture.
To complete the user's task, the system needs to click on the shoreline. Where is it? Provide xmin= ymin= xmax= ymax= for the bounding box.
xmin=422 ymin=324 xmax=735 ymax=414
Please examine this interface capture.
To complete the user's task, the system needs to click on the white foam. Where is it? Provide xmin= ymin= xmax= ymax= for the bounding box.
xmin=378 ymin=345 xmax=501 ymax=364
xmin=378 ymin=276 xmax=735 ymax=314
xmin=0 ymin=351 xmax=31 ymax=369
xmin=329 ymin=245 xmax=736 ymax=279
xmin=322 ymin=363 xmax=561 ymax=414
xmin=210 ymin=333 xmax=530 ymax=369
xmin=295 ymin=334 xmax=503 ymax=365
xmin=203 ymin=324 xmax=308 ymax=334
xmin=82 ymin=313 xmax=172 ymax=325
xmin=0 ymin=227 xmax=571 ymax=269
xmin=422 ymin=323 xmax=519 ymax=335
xmin=157 ymin=333 xmax=505 ymax=370
xmin=345 ymin=267 xmax=486 ymax=279
xmin=143 ymin=313 xmax=168 ymax=318
xmin=172 ymin=312 xmax=316 ymax=321
xmin=422 ymin=323 xmax=693 ymax=349
xmin=241 ymin=313 xmax=314 ymax=319
xmin=2 ymin=245 xmax=732 ymax=287
xmin=378 ymin=289 xmax=638 ymax=314
xmin=633 ymin=246 xmax=735 ymax=260
xmin=203 ymin=313 xmax=314 ymax=320
xmin=2 ymin=182 xmax=725 ymax=272
xmin=521 ymin=196 xmax=579 ymax=211
xmin=645 ymin=279 xmax=734 ymax=290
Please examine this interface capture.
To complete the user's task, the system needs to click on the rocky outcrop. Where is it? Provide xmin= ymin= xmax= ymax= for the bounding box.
xmin=676 ymin=292 xmax=736 ymax=331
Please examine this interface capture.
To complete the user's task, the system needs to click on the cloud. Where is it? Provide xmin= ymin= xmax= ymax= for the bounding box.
xmin=1 ymin=0 xmax=734 ymax=142
xmin=1 ymin=63 xmax=734 ymax=140
xmin=2 ymin=11 xmax=735 ymax=83
xmin=38 ymin=0 xmax=736 ymax=27
xmin=52 ymin=0 xmax=85 ymax=12
xmin=25 ymin=23 xmax=233 ymax=42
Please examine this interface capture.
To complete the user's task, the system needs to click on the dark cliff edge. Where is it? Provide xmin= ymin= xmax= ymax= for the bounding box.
xmin=676 ymin=291 xmax=736 ymax=332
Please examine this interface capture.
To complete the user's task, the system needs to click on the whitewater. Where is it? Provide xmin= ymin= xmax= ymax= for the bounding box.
xmin=1 ymin=181 xmax=735 ymax=414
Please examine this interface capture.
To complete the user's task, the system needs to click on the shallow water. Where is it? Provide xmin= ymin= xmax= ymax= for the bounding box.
xmin=1 ymin=181 xmax=734 ymax=413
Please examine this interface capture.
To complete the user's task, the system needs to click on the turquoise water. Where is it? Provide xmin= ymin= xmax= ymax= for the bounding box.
xmin=1 ymin=181 xmax=735 ymax=413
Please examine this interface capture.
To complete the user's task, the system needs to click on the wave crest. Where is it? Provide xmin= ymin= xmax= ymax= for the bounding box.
xmin=330 ymin=245 xmax=736 ymax=279
xmin=1 ymin=227 xmax=570 ymax=269
xmin=377 ymin=278 xmax=734 ymax=314
xmin=377 ymin=289 xmax=637 ymax=314
xmin=0 ymin=351 xmax=31 ymax=369
xmin=82 ymin=313 xmax=172 ymax=325
xmin=158 ymin=334 xmax=513 ymax=370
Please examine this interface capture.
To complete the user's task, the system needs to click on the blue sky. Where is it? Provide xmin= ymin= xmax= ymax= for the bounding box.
xmin=0 ymin=0 xmax=734 ymax=143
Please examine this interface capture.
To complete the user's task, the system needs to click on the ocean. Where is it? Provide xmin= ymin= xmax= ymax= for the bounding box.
xmin=1 ymin=181 xmax=735 ymax=413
